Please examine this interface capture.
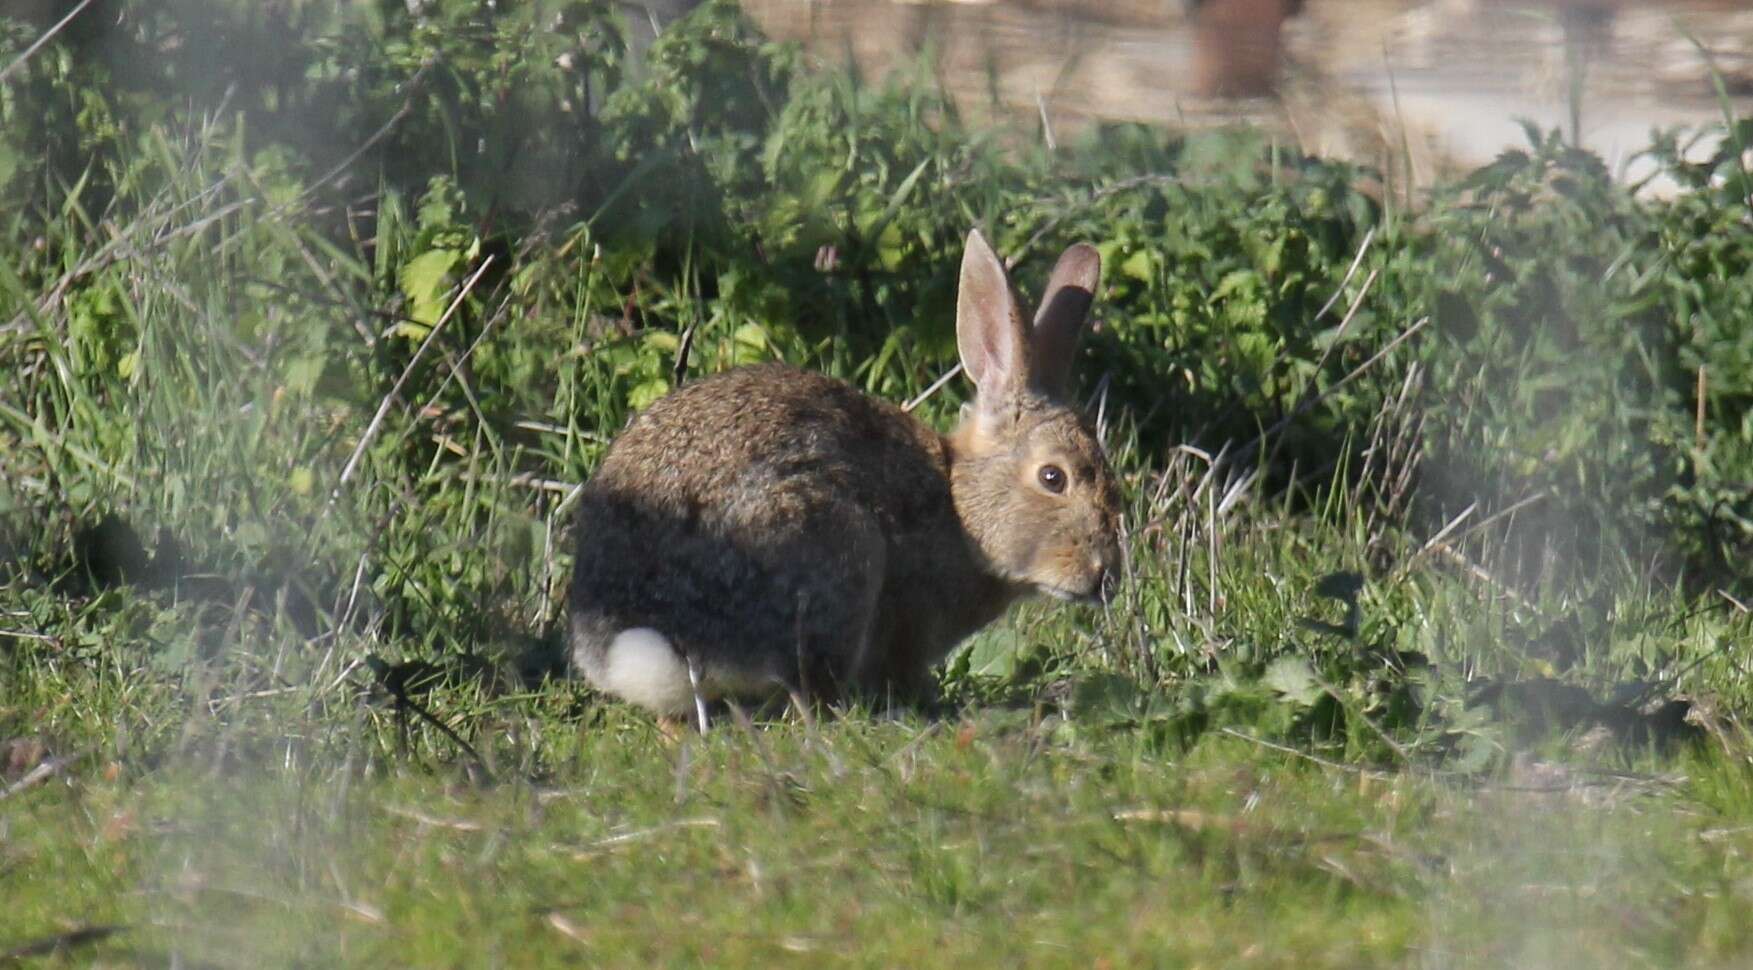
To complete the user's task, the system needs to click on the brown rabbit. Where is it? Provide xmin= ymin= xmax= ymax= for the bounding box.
xmin=569 ymin=229 xmax=1121 ymax=725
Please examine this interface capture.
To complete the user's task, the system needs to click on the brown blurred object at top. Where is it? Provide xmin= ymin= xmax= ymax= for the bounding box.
xmin=1190 ymin=0 xmax=1305 ymax=97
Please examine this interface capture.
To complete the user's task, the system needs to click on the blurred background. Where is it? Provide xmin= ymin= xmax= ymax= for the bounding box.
xmin=737 ymin=0 xmax=1753 ymax=188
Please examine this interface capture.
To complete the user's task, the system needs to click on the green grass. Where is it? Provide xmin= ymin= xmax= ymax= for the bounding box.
xmin=8 ymin=709 xmax=1753 ymax=967
xmin=5 ymin=1 xmax=1753 ymax=965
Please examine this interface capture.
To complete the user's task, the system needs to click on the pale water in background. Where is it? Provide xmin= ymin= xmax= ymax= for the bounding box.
xmin=696 ymin=0 xmax=1753 ymax=191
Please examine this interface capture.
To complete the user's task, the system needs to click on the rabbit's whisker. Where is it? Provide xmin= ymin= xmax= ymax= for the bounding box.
xmin=686 ymin=655 xmax=710 ymax=734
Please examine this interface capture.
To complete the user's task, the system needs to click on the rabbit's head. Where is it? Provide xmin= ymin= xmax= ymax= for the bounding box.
xmin=948 ymin=230 xmax=1123 ymax=604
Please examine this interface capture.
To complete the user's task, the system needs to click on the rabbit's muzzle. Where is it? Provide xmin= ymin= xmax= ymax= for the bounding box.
xmin=1026 ymin=498 xmax=1122 ymax=605
xmin=1084 ymin=528 xmax=1125 ymax=604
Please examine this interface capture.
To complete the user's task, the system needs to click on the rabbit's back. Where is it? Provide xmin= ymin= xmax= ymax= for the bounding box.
xmin=587 ymin=363 xmax=950 ymax=531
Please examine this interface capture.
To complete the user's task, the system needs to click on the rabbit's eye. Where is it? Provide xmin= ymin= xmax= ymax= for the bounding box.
xmin=1037 ymin=464 xmax=1067 ymax=494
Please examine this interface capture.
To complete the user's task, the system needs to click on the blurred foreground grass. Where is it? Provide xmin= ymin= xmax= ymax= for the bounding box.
xmin=8 ymin=716 xmax=1753 ymax=967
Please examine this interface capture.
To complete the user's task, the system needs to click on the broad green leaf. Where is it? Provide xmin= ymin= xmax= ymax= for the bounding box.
xmin=399 ymin=248 xmax=462 ymax=327
xmin=1263 ymin=656 xmax=1323 ymax=707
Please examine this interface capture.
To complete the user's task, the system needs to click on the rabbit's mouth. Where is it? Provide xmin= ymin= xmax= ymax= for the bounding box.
xmin=1036 ymin=557 xmax=1118 ymax=605
xmin=1038 ymin=582 xmax=1103 ymax=605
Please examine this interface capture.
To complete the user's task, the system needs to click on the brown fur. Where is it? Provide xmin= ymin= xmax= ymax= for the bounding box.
xmin=569 ymin=230 xmax=1121 ymax=715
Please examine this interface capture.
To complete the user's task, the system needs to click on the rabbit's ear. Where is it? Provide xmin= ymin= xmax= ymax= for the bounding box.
xmin=956 ymin=228 xmax=1032 ymax=406
xmin=1029 ymin=243 xmax=1100 ymax=398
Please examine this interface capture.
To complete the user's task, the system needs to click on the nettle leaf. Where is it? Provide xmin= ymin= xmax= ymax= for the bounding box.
xmin=417 ymin=177 xmax=459 ymax=234
xmin=958 ymin=628 xmax=1022 ymax=681
xmin=628 ymin=378 xmax=671 ymax=410
xmin=1449 ymin=731 xmax=1501 ymax=775
xmin=399 ymin=248 xmax=462 ymax=329
xmin=1120 ymin=248 xmax=1157 ymax=283
xmin=283 ymin=354 xmax=326 ymax=396
xmin=732 ymin=322 xmax=770 ymax=365
xmin=1263 ymin=655 xmax=1323 ymax=707
xmin=1210 ymin=268 xmax=1262 ymax=303
xmin=1231 ymin=329 xmax=1276 ymax=371
xmin=1066 ymin=672 xmax=1151 ymax=728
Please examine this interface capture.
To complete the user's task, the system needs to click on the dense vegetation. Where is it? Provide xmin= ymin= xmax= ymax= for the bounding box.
xmin=3 ymin=1 xmax=1752 ymax=964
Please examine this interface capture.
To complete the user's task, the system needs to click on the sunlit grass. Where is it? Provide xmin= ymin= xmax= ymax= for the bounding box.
xmin=6 ymin=711 xmax=1752 ymax=966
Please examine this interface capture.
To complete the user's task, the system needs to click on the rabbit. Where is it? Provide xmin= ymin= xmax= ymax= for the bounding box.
xmin=568 ymin=228 xmax=1121 ymax=725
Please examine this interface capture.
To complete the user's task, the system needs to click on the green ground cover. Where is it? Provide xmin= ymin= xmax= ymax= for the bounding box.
xmin=3 ymin=1 xmax=1753 ymax=965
